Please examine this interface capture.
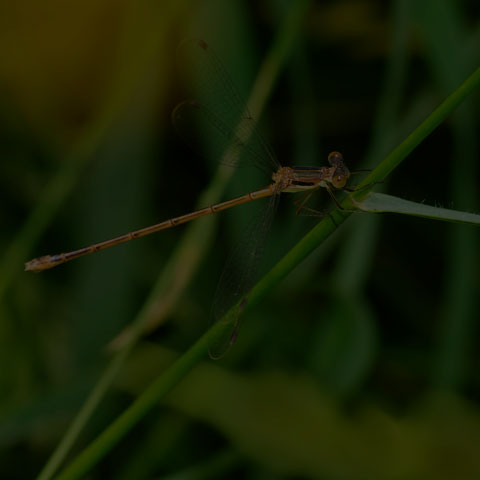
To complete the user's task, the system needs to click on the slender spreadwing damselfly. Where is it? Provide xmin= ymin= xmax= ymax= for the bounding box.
xmin=25 ymin=39 xmax=358 ymax=358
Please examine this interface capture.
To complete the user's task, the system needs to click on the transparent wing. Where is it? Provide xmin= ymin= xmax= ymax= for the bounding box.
xmin=173 ymin=39 xmax=282 ymax=358
xmin=173 ymin=38 xmax=280 ymax=175
xmin=209 ymin=192 xmax=280 ymax=359
xmin=172 ymin=101 xmax=276 ymax=175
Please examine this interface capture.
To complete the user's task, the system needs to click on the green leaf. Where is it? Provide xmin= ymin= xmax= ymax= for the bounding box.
xmin=355 ymin=192 xmax=480 ymax=225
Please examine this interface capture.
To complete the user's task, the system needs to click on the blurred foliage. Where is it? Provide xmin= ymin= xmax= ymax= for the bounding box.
xmin=0 ymin=0 xmax=479 ymax=479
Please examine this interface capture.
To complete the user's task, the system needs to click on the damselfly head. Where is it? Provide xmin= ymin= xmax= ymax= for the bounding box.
xmin=327 ymin=151 xmax=350 ymax=189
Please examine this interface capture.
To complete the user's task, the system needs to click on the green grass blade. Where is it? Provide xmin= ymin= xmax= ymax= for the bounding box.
xmin=355 ymin=192 xmax=480 ymax=225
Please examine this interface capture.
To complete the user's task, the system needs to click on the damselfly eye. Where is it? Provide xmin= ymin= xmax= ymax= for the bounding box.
xmin=328 ymin=151 xmax=344 ymax=167
xmin=332 ymin=173 xmax=346 ymax=189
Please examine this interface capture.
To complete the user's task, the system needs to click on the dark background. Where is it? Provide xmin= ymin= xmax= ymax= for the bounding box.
xmin=1 ymin=0 xmax=479 ymax=478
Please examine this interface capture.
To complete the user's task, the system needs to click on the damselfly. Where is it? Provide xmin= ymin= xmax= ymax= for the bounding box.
xmin=25 ymin=39 xmax=357 ymax=358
